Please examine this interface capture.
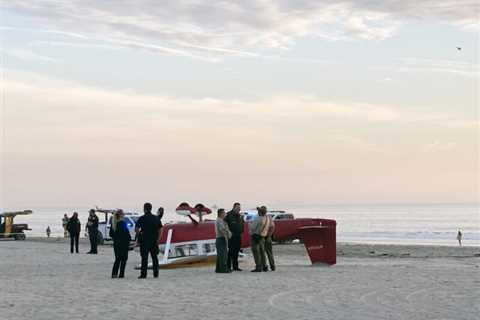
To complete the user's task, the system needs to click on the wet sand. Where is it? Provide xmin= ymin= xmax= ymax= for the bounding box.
xmin=1 ymin=239 xmax=479 ymax=320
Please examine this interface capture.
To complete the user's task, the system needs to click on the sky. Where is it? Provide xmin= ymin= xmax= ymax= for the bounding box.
xmin=0 ymin=0 xmax=479 ymax=210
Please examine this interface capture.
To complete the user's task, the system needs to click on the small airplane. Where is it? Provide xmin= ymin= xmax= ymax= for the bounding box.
xmin=136 ymin=203 xmax=336 ymax=269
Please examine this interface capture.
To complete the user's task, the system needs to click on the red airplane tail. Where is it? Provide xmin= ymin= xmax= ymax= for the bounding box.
xmin=297 ymin=219 xmax=336 ymax=265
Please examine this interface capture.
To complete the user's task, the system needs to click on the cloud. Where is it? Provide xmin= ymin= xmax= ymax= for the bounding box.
xmin=2 ymin=71 xmax=477 ymax=138
xmin=2 ymin=76 xmax=401 ymax=127
xmin=421 ymin=141 xmax=457 ymax=152
xmin=1 ymin=0 xmax=478 ymax=60
xmin=2 ymin=72 xmax=477 ymax=205
xmin=398 ymin=58 xmax=480 ymax=77
xmin=1 ymin=48 xmax=60 ymax=63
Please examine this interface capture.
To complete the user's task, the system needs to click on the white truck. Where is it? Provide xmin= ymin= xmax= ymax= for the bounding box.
xmin=93 ymin=208 xmax=140 ymax=244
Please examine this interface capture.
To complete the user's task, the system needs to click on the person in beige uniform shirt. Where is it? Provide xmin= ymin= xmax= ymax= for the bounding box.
xmin=250 ymin=206 xmax=268 ymax=272
xmin=263 ymin=214 xmax=275 ymax=271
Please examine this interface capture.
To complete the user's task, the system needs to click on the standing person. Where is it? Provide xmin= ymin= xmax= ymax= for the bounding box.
xmin=135 ymin=203 xmax=161 ymax=279
xmin=225 ymin=202 xmax=244 ymax=271
xmin=66 ymin=212 xmax=81 ymax=253
xmin=86 ymin=209 xmax=99 ymax=254
xmin=457 ymin=230 xmax=463 ymax=246
xmin=249 ymin=206 xmax=267 ymax=272
xmin=62 ymin=214 xmax=69 ymax=238
xmin=263 ymin=211 xmax=276 ymax=271
xmin=46 ymin=226 xmax=51 ymax=238
xmin=215 ymin=209 xmax=232 ymax=273
xmin=156 ymin=207 xmax=164 ymax=228
xmin=157 ymin=207 xmax=164 ymax=240
xmin=110 ymin=209 xmax=131 ymax=278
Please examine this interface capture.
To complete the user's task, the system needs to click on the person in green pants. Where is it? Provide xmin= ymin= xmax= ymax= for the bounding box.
xmin=263 ymin=214 xmax=276 ymax=271
xmin=215 ymin=209 xmax=232 ymax=273
xmin=250 ymin=206 xmax=267 ymax=272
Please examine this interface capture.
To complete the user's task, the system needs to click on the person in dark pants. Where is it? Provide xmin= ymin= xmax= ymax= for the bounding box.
xmin=215 ymin=209 xmax=231 ymax=273
xmin=110 ymin=209 xmax=131 ymax=278
xmin=225 ymin=202 xmax=244 ymax=271
xmin=86 ymin=209 xmax=99 ymax=254
xmin=66 ymin=212 xmax=81 ymax=253
xmin=156 ymin=207 xmax=164 ymax=228
xmin=135 ymin=202 xmax=161 ymax=279
xmin=157 ymin=207 xmax=164 ymax=240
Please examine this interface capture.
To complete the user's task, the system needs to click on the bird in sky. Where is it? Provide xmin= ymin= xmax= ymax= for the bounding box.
xmin=456 ymin=47 xmax=462 ymax=50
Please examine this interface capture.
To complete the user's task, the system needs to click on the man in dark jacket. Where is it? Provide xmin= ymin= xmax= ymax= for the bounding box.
xmin=135 ymin=202 xmax=161 ymax=279
xmin=66 ymin=212 xmax=81 ymax=253
xmin=86 ymin=209 xmax=99 ymax=254
xmin=225 ymin=202 xmax=244 ymax=271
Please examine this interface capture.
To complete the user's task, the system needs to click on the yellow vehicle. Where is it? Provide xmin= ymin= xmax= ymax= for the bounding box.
xmin=0 ymin=210 xmax=32 ymax=240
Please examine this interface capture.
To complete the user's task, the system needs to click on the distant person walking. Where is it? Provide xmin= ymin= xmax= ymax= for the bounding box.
xmin=225 ymin=202 xmax=244 ymax=271
xmin=46 ymin=226 xmax=51 ymax=238
xmin=249 ymin=206 xmax=267 ymax=272
xmin=457 ymin=230 xmax=463 ymax=246
xmin=262 ymin=211 xmax=276 ymax=271
xmin=215 ymin=209 xmax=232 ymax=273
xmin=62 ymin=214 xmax=69 ymax=238
xmin=86 ymin=209 xmax=99 ymax=254
xmin=135 ymin=203 xmax=161 ymax=279
xmin=66 ymin=212 xmax=81 ymax=253
xmin=110 ymin=209 xmax=131 ymax=278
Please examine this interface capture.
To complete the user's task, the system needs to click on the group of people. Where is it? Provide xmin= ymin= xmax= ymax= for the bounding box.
xmin=215 ymin=203 xmax=275 ymax=273
xmin=61 ymin=210 xmax=100 ymax=254
xmin=61 ymin=201 xmax=276 ymax=278
xmin=109 ymin=203 xmax=164 ymax=278
xmin=61 ymin=204 xmax=163 ymax=279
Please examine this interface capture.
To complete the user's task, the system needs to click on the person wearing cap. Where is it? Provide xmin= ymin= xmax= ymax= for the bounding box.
xmin=215 ymin=208 xmax=232 ymax=273
xmin=110 ymin=209 xmax=131 ymax=278
xmin=225 ymin=202 xmax=244 ymax=271
xmin=135 ymin=202 xmax=161 ymax=279
xmin=86 ymin=209 xmax=99 ymax=254
xmin=249 ymin=206 xmax=267 ymax=272
xmin=263 ymin=211 xmax=276 ymax=271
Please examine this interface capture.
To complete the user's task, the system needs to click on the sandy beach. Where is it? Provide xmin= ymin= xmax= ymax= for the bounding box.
xmin=1 ymin=239 xmax=479 ymax=320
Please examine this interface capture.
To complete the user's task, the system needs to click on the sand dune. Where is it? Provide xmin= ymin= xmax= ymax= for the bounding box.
xmin=0 ymin=240 xmax=478 ymax=320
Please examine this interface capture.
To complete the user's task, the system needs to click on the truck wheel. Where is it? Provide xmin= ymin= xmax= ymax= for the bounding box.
xmin=14 ymin=234 xmax=26 ymax=240
xmin=97 ymin=232 xmax=104 ymax=245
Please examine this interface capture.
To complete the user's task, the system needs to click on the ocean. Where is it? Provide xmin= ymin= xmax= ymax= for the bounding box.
xmin=3 ymin=203 xmax=479 ymax=246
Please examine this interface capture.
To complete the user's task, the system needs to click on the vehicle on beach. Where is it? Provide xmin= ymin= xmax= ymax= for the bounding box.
xmin=0 ymin=210 xmax=32 ymax=240
xmin=243 ymin=209 xmax=295 ymax=222
xmin=242 ymin=209 xmax=295 ymax=243
xmin=136 ymin=202 xmax=336 ymax=270
xmin=92 ymin=208 xmax=140 ymax=244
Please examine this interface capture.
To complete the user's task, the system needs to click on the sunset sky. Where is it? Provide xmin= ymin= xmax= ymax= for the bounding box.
xmin=1 ymin=1 xmax=478 ymax=209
